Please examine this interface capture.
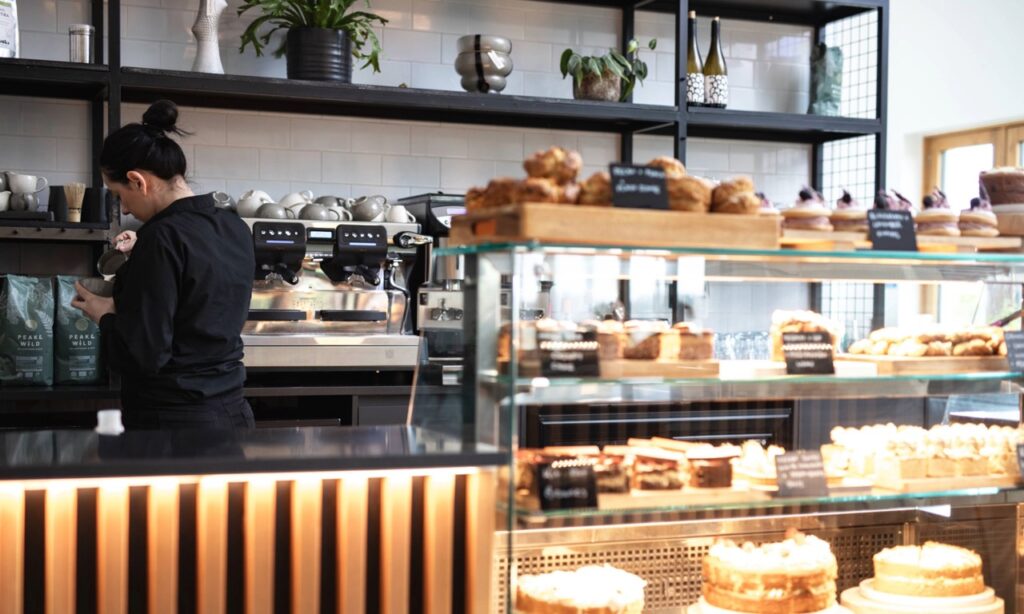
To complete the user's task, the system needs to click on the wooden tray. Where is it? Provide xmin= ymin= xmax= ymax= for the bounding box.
xmin=600 ymin=359 xmax=719 ymax=379
xmin=451 ymin=202 xmax=781 ymax=249
xmin=837 ymin=354 xmax=1009 ymax=375
xmin=598 ymin=486 xmax=770 ymax=510
xmin=782 ymin=228 xmax=1022 ymax=252
xmin=875 ymin=474 xmax=1019 ymax=493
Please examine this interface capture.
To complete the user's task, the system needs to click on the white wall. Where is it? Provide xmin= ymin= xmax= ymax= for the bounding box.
xmin=886 ymin=0 xmax=1024 ymax=203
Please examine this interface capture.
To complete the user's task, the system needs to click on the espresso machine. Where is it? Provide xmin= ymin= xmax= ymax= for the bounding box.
xmin=241 ymin=218 xmax=430 ymax=370
xmin=399 ymin=194 xmax=467 ymax=385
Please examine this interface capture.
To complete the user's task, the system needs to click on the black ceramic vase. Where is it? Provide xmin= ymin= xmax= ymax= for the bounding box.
xmin=286 ymin=27 xmax=352 ymax=81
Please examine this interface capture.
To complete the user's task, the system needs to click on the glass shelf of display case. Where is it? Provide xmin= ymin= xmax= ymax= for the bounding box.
xmin=484 ymin=369 xmax=1023 ymax=402
xmin=439 ymin=242 xmax=1024 ymax=283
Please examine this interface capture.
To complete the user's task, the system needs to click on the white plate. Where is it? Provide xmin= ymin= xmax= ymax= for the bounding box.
xmin=859 ymin=578 xmax=995 ymax=607
xmin=841 ymin=584 xmax=1004 ymax=614
xmin=687 ymin=596 xmax=852 ymax=614
xmin=992 ymin=204 xmax=1024 ymax=213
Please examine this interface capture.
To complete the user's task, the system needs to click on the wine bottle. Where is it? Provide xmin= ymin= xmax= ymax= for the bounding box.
xmin=686 ymin=10 xmax=704 ymax=106
xmin=703 ymin=16 xmax=729 ymax=108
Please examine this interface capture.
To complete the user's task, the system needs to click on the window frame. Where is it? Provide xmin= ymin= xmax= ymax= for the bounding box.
xmin=923 ymin=121 xmax=1024 ymax=197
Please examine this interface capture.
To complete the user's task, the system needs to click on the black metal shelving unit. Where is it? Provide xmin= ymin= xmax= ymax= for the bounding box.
xmin=0 ymin=0 xmax=889 ymax=413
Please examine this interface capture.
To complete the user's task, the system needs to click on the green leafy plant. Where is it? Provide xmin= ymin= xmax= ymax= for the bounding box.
xmin=559 ymin=38 xmax=656 ymax=102
xmin=237 ymin=0 xmax=388 ymax=73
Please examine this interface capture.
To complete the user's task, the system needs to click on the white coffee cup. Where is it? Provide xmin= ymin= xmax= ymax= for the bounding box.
xmin=6 ymin=172 xmax=48 ymax=195
xmin=237 ymin=190 xmax=274 ymax=218
xmin=384 ymin=204 xmax=416 ymax=224
xmin=95 ymin=409 xmax=125 ymax=435
xmin=0 ymin=191 xmax=10 ymax=212
xmin=279 ymin=190 xmax=314 ymax=210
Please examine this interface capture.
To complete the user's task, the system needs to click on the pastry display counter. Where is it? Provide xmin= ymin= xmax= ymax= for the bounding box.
xmin=409 ymin=240 xmax=1024 ymax=613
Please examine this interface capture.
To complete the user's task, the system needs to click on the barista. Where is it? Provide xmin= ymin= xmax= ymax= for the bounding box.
xmin=73 ymin=100 xmax=256 ymax=428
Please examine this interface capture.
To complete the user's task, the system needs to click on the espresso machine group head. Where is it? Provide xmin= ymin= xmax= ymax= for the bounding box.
xmin=252 ymin=221 xmax=306 ymax=285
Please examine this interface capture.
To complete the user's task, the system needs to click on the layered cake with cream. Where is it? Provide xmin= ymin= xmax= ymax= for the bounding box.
xmin=980 ymin=167 xmax=1024 ymax=205
xmin=916 ymin=189 xmax=960 ymax=236
xmin=830 ymin=190 xmax=868 ymax=232
xmin=873 ymin=542 xmax=984 ymax=597
xmin=515 ymin=565 xmax=646 ymax=614
xmin=701 ymin=530 xmax=839 ymax=613
xmin=783 ymin=187 xmax=833 ymax=231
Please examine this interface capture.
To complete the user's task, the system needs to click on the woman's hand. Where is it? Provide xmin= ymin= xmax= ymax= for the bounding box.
xmin=72 ymin=282 xmax=116 ymax=324
xmin=113 ymin=230 xmax=137 ymax=253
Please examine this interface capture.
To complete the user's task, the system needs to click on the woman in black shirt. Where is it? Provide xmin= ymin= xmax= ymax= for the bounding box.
xmin=73 ymin=100 xmax=256 ymax=428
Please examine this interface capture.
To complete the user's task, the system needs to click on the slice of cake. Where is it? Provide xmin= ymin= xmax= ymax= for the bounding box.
xmin=980 ymin=167 xmax=1024 ymax=205
xmin=702 ymin=530 xmax=838 ymax=613
xmin=675 ymin=322 xmax=715 ymax=360
xmin=622 ymin=320 xmax=677 ymax=360
xmin=515 ymin=565 xmax=646 ymax=614
xmin=872 ymin=542 xmax=984 ymax=597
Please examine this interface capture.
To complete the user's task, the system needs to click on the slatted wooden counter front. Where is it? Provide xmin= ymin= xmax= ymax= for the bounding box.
xmin=0 ymin=469 xmax=497 ymax=614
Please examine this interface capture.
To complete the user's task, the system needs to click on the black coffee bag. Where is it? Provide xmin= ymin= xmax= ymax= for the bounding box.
xmin=0 ymin=275 xmax=54 ymax=386
xmin=54 ymin=276 xmax=104 ymax=385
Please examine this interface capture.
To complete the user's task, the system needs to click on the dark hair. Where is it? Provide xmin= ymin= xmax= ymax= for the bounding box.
xmin=100 ymin=100 xmax=190 ymax=183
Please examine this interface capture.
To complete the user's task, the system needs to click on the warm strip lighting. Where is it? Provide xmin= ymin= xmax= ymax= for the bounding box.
xmin=0 ymin=485 xmax=24 ymax=614
xmin=45 ymin=485 xmax=77 ymax=614
xmin=8 ymin=466 xmax=483 ymax=491
xmin=97 ymin=484 xmax=129 ymax=614
xmin=197 ymin=477 xmax=229 ymax=614
xmin=245 ymin=478 xmax=276 ymax=614
xmin=148 ymin=479 xmax=180 ymax=614
xmin=292 ymin=477 xmax=323 ymax=614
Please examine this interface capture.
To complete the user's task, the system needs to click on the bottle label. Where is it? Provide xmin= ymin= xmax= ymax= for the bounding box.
xmin=705 ymin=74 xmax=728 ymax=107
xmin=686 ymin=73 xmax=705 ymax=104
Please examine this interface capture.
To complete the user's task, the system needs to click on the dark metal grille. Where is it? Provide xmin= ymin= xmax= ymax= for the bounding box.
xmin=820 ymin=281 xmax=875 ymax=349
xmin=824 ymin=9 xmax=879 ymax=120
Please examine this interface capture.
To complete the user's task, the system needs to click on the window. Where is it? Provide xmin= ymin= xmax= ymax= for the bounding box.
xmin=923 ymin=121 xmax=1024 ymax=209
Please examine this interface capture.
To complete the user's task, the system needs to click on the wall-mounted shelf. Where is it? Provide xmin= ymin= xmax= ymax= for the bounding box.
xmin=0 ymin=58 xmax=108 ymax=100
xmin=119 ymin=67 xmax=678 ymax=134
xmin=686 ymin=107 xmax=882 ymax=143
xmin=0 ymin=221 xmax=111 ymax=242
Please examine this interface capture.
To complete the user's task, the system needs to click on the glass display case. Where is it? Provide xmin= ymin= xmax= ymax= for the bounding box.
xmin=412 ymin=241 xmax=1024 ymax=614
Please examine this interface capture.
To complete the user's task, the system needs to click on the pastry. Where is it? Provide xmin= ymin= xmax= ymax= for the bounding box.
xmin=711 ymin=176 xmax=758 ymax=214
xmin=560 ymin=182 xmax=581 ymax=205
xmin=647 ymin=156 xmax=687 ymax=178
xmin=674 ymin=322 xmax=715 ymax=360
xmin=830 ymin=189 xmax=868 ymax=232
xmin=782 ymin=187 xmax=833 ymax=231
xmin=523 ymin=146 xmax=583 ymax=185
xmin=960 ymin=195 xmax=1000 ymax=237
xmin=668 ymin=175 xmax=713 ymax=212
xmin=874 ymin=189 xmax=915 ymax=212
xmin=980 ymin=167 xmax=1024 ymax=205
xmin=515 ymin=565 xmax=646 ymax=614
xmin=578 ymin=171 xmax=613 ymax=206
xmin=583 ymin=319 xmax=625 ymax=360
xmin=630 ymin=447 xmax=686 ymax=490
xmin=515 ymin=177 xmax=561 ymax=204
xmin=464 ymin=186 xmax=486 ymax=212
xmin=622 ymin=320 xmax=677 ymax=360
xmin=769 ymin=310 xmax=840 ymax=362
xmin=872 ymin=542 xmax=985 ymax=597
xmin=482 ymin=177 xmax=519 ymax=208
xmin=847 ymin=326 xmax=1005 ymax=358
xmin=916 ymin=188 xmax=960 ymax=236
xmin=702 ymin=530 xmax=838 ymax=614
xmin=757 ymin=192 xmax=781 ymax=217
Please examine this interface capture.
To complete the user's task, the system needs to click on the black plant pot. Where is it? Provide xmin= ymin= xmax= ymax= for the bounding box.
xmin=286 ymin=27 xmax=352 ymax=82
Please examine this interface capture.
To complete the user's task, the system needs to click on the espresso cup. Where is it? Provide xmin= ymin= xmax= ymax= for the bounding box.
xmin=350 ymin=195 xmax=388 ymax=222
xmin=298 ymin=204 xmax=344 ymax=221
xmin=384 ymin=204 xmax=417 ymax=224
xmin=0 ymin=191 xmax=9 ymax=212
xmin=314 ymin=195 xmax=344 ymax=208
xmin=279 ymin=190 xmax=314 ymax=210
xmin=212 ymin=191 xmax=235 ymax=211
xmin=6 ymin=172 xmax=48 ymax=195
xmin=256 ymin=203 xmax=296 ymax=220
xmin=236 ymin=190 xmax=274 ymax=217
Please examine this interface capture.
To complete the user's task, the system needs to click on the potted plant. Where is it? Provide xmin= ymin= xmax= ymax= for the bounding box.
xmin=237 ymin=0 xmax=387 ymax=82
xmin=559 ymin=38 xmax=656 ymax=102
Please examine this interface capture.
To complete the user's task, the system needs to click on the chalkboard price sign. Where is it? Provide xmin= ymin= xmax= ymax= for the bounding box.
xmin=775 ymin=450 xmax=829 ymax=498
xmin=538 ymin=461 xmax=598 ymax=510
xmin=610 ymin=164 xmax=669 ymax=210
xmin=782 ymin=332 xmax=835 ymax=375
xmin=1003 ymin=331 xmax=1024 ymax=373
xmin=868 ymin=209 xmax=917 ymax=251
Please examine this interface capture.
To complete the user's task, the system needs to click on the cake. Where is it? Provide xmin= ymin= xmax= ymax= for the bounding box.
xmin=874 ymin=189 xmax=915 ymax=212
xmin=783 ymin=187 xmax=833 ymax=231
xmin=515 ymin=565 xmax=646 ymax=614
xmin=687 ymin=448 xmax=738 ymax=488
xmin=769 ymin=310 xmax=841 ymax=362
xmin=916 ymin=188 xmax=960 ymax=236
xmin=674 ymin=322 xmax=715 ymax=360
xmin=872 ymin=542 xmax=984 ymax=597
xmin=702 ymin=530 xmax=839 ymax=613
xmin=830 ymin=190 xmax=868 ymax=232
xmin=583 ymin=319 xmax=625 ymax=360
xmin=980 ymin=167 xmax=1024 ymax=205
xmin=622 ymin=320 xmax=677 ymax=360
xmin=960 ymin=197 xmax=1000 ymax=237
xmin=630 ymin=447 xmax=686 ymax=490
xmin=711 ymin=176 xmax=761 ymax=215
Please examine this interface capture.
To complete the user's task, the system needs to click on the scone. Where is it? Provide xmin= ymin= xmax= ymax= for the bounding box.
xmin=647 ymin=156 xmax=687 ymax=179
xmin=578 ymin=171 xmax=613 ymax=206
xmin=514 ymin=177 xmax=561 ymax=204
xmin=713 ymin=191 xmax=761 ymax=215
xmin=464 ymin=186 xmax=486 ymax=212
xmin=668 ymin=175 xmax=713 ymax=212
xmin=711 ymin=176 xmax=755 ymax=208
xmin=482 ymin=177 xmax=519 ymax=208
xmin=523 ymin=146 xmax=583 ymax=185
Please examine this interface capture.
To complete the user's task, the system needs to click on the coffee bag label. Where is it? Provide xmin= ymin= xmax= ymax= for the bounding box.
xmin=55 ymin=276 xmax=103 ymax=385
xmin=0 ymin=275 xmax=53 ymax=386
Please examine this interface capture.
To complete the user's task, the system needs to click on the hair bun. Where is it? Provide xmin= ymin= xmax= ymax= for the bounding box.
xmin=142 ymin=99 xmax=180 ymax=135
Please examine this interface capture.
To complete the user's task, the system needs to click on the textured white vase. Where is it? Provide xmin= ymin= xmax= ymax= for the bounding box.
xmin=191 ymin=0 xmax=227 ymax=74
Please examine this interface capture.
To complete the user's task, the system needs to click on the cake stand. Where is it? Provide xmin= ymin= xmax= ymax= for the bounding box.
xmin=840 ymin=579 xmax=1004 ymax=614
xmin=687 ymin=597 xmax=852 ymax=614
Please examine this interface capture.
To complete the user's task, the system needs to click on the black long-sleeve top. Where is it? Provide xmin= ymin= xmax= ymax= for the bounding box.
xmin=99 ymin=194 xmax=255 ymax=413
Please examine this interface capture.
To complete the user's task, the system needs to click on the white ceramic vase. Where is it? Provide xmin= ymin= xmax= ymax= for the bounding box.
xmin=191 ymin=0 xmax=227 ymax=74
